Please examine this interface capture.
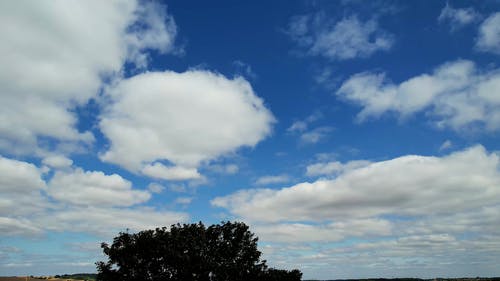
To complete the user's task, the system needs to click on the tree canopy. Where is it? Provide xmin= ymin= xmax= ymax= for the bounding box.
xmin=96 ymin=221 xmax=302 ymax=281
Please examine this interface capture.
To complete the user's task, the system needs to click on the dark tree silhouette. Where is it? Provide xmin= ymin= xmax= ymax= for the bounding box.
xmin=96 ymin=221 xmax=302 ymax=281
xmin=260 ymin=268 xmax=303 ymax=281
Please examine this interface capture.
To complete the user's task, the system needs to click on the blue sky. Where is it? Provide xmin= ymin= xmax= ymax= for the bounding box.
xmin=1 ymin=0 xmax=500 ymax=279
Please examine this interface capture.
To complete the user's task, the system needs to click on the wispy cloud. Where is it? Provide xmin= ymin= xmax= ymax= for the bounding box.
xmin=175 ymin=197 xmax=194 ymax=205
xmin=439 ymin=140 xmax=453 ymax=152
xmin=299 ymin=126 xmax=333 ymax=145
xmin=438 ymin=3 xmax=480 ymax=31
xmin=306 ymin=159 xmax=371 ymax=177
xmin=255 ymin=174 xmax=290 ymax=186
xmin=287 ymin=111 xmax=323 ymax=133
xmin=287 ymin=112 xmax=332 ymax=145
xmin=288 ymin=14 xmax=394 ymax=60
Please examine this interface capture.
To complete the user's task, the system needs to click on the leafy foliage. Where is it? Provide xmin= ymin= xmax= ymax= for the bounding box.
xmin=96 ymin=221 xmax=301 ymax=281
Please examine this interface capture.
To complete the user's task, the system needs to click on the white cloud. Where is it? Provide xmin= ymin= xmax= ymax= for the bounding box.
xmin=48 ymin=168 xmax=150 ymax=207
xmin=299 ymin=126 xmax=333 ymax=144
xmin=287 ymin=112 xmax=331 ymax=145
xmin=287 ymin=111 xmax=323 ymax=133
xmin=42 ymin=155 xmax=73 ymax=169
xmin=0 ymin=157 xmax=187 ymax=237
xmin=2 ymin=262 xmax=33 ymax=268
xmin=0 ymin=156 xmax=45 ymax=236
xmin=40 ymin=206 xmax=188 ymax=236
xmin=306 ymin=159 xmax=371 ymax=177
xmin=142 ymin=163 xmax=202 ymax=181
xmin=223 ymin=164 xmax=239 ymax=174
xmin=289 ymin=14 xmax=394 ymax=60
xmin=168 ymin=183 xmax=188 ymax=193
xmin=476 ymin=12 xmax=500 ymax=55
xmin=0 ymin=217 xmax=42 ymax=236
xmin=213 ymin=145 xmax=500 ymax=222
xmin=255 ymin=175 xmax=290 ymax=186
xmin=0 ymin=156 xmax=46 ymax=194
xmin=287 ymin=121 xmax=308 ymax=133
xmin=213 ymin=145 xmax=500 ymax=278
xmin=124 ymin=1 xmax=178 ymax=68
xmin=0 ymin=156 xmax=47 ymax=217
xmin=401 ymin=205 xmax=500 ymax=237
xmin=233 ymin=60 xmax=257 ymax=79
xmin=438 ymin=3 xmax=479 ymax=31
xmin=253 ymin=218 xmax=392 ymax=243
xmin=336 ymin=60 xmax=500 ymax=131
xmin=207 ymin=164 xmax=239 ymax=175
xmin=58 ymin=262 xmax=95 ymax=267
xmin=100 ymin=70 xmax=275 ymax=173
xmin=439 ymin=140 xmax=453 ymax=151
xmin=273 ymin=232 xmax=500 ymax=279
xmin=147 ymin=183 xmax=165 ymax=194
xmin=175 ymin=197 xmax=194 ymax=205
xmin=0 ymin=0 xmax=177 ymax=155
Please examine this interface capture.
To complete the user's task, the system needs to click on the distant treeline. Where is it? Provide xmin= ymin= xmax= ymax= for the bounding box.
xmin=53 ymin=273 xmax=96 ymax=280
xmin=303 ymin=277 xmax=500 ymax=281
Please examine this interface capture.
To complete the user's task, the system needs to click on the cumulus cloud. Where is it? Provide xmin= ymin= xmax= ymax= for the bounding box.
xmin=0 ymin=156 xmax=46 ymax=194
xmin=255 ymin=175 xmax=290 ymax=186
xmin=100 ymin=70 xmax=275 ymax=174
xmin=476 ymin=12 xmax=500 ymax=55
xmin=48 ymin=168 xmax=151 ymax=207
xmin=267 ymin=232 xmax=500 ymax=279
xmin=213 ymin=146 xmax=500 ymax=277
xmin=0 ymin=156 xmax=45 ymax=236
xmin=40 ymin=206 xmax=188 ymax=236
xmin=336 ymin=60 xmax=500 ymax=131
xmin=289 ymin=14 xmax=394 ymax=60
xmin=0 ymin=155 xmax=187 ymax=237
xmin=0 ymin=156 xmax=47 ymax=217
xmin=213 ymin=145 xmax=500 ymax=222
xmin=438 ymin=3 xmax=479 ymax=31
xmin=42 ymin=155 xmax=73 ymax=169
xmin=0 ymin=0 xmax=177 ymax=155
xmin=253 ymin=218 xmax=392 ymax=243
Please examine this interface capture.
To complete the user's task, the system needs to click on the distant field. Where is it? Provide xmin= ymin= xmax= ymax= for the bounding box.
xmin=0 ymin=278 xmax=87 ymax=281
xmin=0 ymin=278 xmax=49 ymax=281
